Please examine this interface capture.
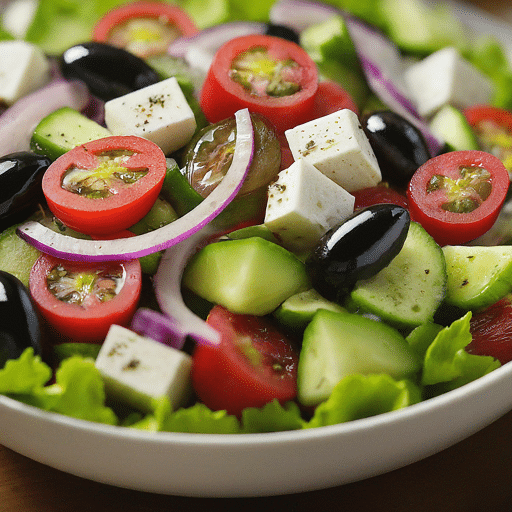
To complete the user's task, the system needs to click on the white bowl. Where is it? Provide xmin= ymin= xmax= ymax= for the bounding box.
xmin=1 ymin=358 xmax=512 ymax=497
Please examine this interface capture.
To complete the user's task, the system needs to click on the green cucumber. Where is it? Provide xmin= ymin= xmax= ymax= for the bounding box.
xmin=30 ymin=106 xmax=111 ymax=160
xmin=349 ymin=222 xmax=447 ymax=330
xmin=443 ymin=245 xmax=512 ymax=310
xmin=182 ymin=237 xmax=310 ymax=316
xmin=0 ymin=224 xmax=40 ymax=287
xmin=297 ymin=309 xmax=420 ymax=407
xmin=429 ymin=104 xmax=479 ymax=152
xmin=273 ymin=288 xmax=345 ymax=332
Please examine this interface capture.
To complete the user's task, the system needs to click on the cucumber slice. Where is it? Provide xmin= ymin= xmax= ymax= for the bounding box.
xmin=349 ymin=222 xmax=447 ymax=330
xmin=273 ymin=288 xmax=345 ymax=332
xmin=429 ymin=104 xmax=479 ymax=151
xmin=297 ymin=309 xmax=419 ymax=406
xmin=182 ymin=237 xmax=310 ymax=316
xmin=30 ymin=106 xmax=111 ymax=160
xmin=443 ymin=245 xmax=512 ymax=310
xmin=0 ymin=224 xmax=40 ymax=287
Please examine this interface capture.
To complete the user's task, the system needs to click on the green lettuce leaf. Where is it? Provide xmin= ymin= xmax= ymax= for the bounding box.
xmin=0 ymin=348 xmax=51 ymax=394
xmin=306 ymin=373 xmax=422 ymax=428
xmin=421 ymin=312 xmax=501 ymax=388
xmin=162 ymin=403 xmax=241 ymax=434
xmin=240 ymin=400 xmax=306 ymax=433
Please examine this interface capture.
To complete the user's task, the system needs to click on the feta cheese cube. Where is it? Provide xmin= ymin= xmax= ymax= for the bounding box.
xmin=95 ymin=324 xmax=192 ymax=413
xmin=285 ymin=109 xmax=381 ymax=192
xmin=404 ymin=46 xmax=494 ymax=118
xmin=104 ymin=77 xmax=197 ymax=155
xmin=0 ymin=40 xmax=50 ymax=106
xmin=264 ymin=158 xmax=355 ymax=252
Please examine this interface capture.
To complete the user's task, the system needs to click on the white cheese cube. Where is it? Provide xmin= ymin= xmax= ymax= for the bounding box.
xmin=104 ymin=77 xmax=197 ymax=155
xmin=0 ymin=40 xmax=50 ymax=106
xmin=285 ymin=109 xmax=381 ymax=193
xmin=95 ymin=324 xmax=192 ymax=413
xmin=264 ymin=158 xmax=355 ymax=252
xmin=404 ymin=46 xmax=494 ymax=118
xmin=2 ymin=0 xmax=38 ymax=39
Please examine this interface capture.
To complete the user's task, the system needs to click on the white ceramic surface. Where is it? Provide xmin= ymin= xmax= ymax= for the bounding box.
xmin=2 ymin=0 xmax=512 ymax=498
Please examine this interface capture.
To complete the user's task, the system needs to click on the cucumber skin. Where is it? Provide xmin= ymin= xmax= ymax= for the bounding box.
xmin=349 ymin=222 xmax=447 ymax=330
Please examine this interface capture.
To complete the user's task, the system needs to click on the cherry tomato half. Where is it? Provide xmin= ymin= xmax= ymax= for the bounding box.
xmin=29 ymin=254 xmax=142 ymax=344
xmin=407 ymin=150 xmax=509 ymax=246
xmin=464 ymin=104 xmax=512 ymax=177
xmin=42 ymin=136 xmax=167 ymax=236
xmin=467 ymin=295 xmax=512 ymax=364
xmin=310 ymin=80 xmax=359 ymax=118
xmin=353 ymin=184 xmax=409 ymax=211
xmin=92 ymin=1 xmax=198 ymax=58
xmin=191 ymin=305 xmax=299 ymax=417
xmin=200 ymin=34 xmax=318 ymax=134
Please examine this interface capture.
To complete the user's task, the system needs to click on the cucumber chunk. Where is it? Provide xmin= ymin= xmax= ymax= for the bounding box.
xmin=30 ymin=106 xmax=111 ymax=160
xmin=443 ymin=245 xmax=512 ymax=310
xmin=273 ymin=288 xmax=345 ymax=332
xmin=297 ymin=309 xmax=419 ymax=407
xmin=182 ymin=237 xmax=310 ymax=316
xmin=0 ymin=224 xmax=40 ymax=287
xmin=349 ymin=222 xmax=447 ymax=329
xmin=429 ymin=104 xmax=479 ymax=151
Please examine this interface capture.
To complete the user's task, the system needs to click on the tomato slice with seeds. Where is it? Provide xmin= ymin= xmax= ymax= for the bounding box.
xmin=407 ymin=150 xmax=509 ymax=246
xmin=42 ymin=136 xmax=167 ymax=236
xmin=92 ymin=1 xmax=198 ymax=58
xmin=200 ymin=34 xmax=318 ymax=134
xmin=464 ymin=105 xmax=512 ymax=178
xmin=191 ymin=305 xmax=299 ymax=417
xmin=29 ymin=254 xmax=142 ymax=343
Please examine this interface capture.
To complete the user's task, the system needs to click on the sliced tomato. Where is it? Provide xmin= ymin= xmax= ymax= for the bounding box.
xmin=200 ymin=34 xmax=318 ymax=134
xmin=309 ymin=80 xmax=359 ymax=118
xmin=29 ymin=254 xmax=142 ymax=343
xmin=467 ymin=295 xmax=512 ymax=364
xmin=92 ymin=1 xmax=198 ymax=58
xmin=406 ymin=150 xmax=509 ymax=246
xmin=464 ymin=104 xmax=512 ymax=176
xmin=42 ymin=136 xmax=167 ymax=236
xmin=191 ymin=305 xmax=299 ymax=417
xmin=353 ymin=184 xmax=409 ymax=210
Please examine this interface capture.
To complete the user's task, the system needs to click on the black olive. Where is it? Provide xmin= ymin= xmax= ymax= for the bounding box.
xmin=306 ymin=204 xmax=410 ymax=302
xmin=60 ymin=42 xmax=161 ymax=101
xmin=265 ymin=24 xmax=300 ymax=45
xmin=0 ymin=151 xmax=51 ymax=232
xmin=361 ymin=110 xmax=431 ymax=188
xmin=0 ymin=271 xmax=42 ymax=368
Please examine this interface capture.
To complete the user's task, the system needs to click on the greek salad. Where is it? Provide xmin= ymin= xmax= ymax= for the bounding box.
xmin=1 ymin=0 xmax=512 ymax=434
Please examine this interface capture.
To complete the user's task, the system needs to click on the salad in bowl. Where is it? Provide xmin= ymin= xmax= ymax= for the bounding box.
xmin=2 ymin=0 xmax=512 ymax=497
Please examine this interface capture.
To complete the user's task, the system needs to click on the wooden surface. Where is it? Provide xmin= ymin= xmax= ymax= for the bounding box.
xmin=3 ymin=1 xmax=512 ymax=510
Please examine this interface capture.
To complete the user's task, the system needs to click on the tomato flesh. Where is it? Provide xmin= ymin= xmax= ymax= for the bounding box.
xmin=191 ymin=305 xmax=299 ymax=417
xmin=29 ymin=254 xmax=142 ymax=344
xmin=353 ymin=184 xmax=409 ymax=210
xmin=407 ymin=150 xmax=509 ymax=246
xmin=468 ymin=295 xmax=512 ymax=364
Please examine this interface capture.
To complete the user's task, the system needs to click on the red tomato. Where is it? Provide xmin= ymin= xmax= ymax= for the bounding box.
xmin=200 ymin=34 xmax=318 ymax=134
xmin=464 ymin=104 xmax=512 ymax=176
xmin=353 ymin=184 xmax=408 ymax=210
xmin=29 ymin=254 xmax=142 ymax=344
xmin=191 ymin=305 xmax=299 ymax=416
xmin=309 ymin=80 xmax=359 ymax=118
xmin=92 ymin=1 xmax=198 ymax=58
xmin=467 ymin=295 xmax=512 ymax=364
xmin=42 ymin=136 xmax=167 ymax=236
xmin=407 ymin=150 xmax=509 ymax=246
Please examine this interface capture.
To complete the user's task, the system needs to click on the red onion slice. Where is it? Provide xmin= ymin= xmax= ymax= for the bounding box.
xmin=0 ymin=79 xmax=90 ymax=157
xmin=17 ymin=108 xmax=254 ymax=262
xmin=153 ymin=225 xmax=221 ymax=346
